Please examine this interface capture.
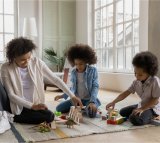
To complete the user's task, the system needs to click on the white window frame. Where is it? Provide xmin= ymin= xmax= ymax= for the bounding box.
xmin=0 ymin=0 xmax=18 ymax=63
xmin=93 ymin=0 xmax=140 ymax=73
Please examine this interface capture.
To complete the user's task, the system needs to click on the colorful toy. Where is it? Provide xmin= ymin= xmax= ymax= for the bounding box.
xmin=60 ymin=115 xmax=67 ymax=120
xmin=106 ymin=108 xmax=126 ymax=125
xmin=54 ymin=111 xmax=62 ymax=117
xmin=55 ymin=106 xmax=84 ymax=128
xmin=31 ymin=122 xmax=52 ymax=133
xmin=67 ymin=106 xmax=83 ymax=124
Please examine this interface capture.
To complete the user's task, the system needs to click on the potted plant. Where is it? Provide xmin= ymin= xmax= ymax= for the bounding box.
xmin=44 ymin=48 xmax=65 ymax=72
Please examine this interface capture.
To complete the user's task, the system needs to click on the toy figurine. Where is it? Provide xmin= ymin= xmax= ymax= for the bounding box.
xmin=65 ymin=117 xmax=77 ymax=128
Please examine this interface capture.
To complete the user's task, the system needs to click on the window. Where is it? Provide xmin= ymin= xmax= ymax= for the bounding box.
xmin=0 ymin=0 xmax=17 ymax=62
xmin=93 ymin=0 xmax=139 ymax=72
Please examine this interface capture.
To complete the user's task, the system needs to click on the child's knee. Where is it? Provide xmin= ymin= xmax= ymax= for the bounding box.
xmin=119 ymin=108 xmax=126 ymax=117
xmin=56 ymin=105 xmax=61 ymax=112
xmin=129 ymin=114 xmax=145 ymax=126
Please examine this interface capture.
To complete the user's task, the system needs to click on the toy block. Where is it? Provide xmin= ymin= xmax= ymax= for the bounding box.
xmin=51 ymin=121 xmax=56 ymax=129
xmin=107 ymin=120 xmax=117 ymax=125
xmin=116 ymin=117 xmax=126 ymax=124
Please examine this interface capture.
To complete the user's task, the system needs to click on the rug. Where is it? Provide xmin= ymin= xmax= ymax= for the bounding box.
xmin=13 ymin=116 xmax=155 ymax=143
xmin=0 ymin=128 xmax=18 ymax=143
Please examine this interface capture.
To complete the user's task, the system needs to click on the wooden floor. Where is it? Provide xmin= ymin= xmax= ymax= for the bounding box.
xmin=44 ymin=88 xmax=160 ymax=143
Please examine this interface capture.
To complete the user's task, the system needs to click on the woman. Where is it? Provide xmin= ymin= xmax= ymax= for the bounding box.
xmin=1 ymin=37 xmax=82 ymax=124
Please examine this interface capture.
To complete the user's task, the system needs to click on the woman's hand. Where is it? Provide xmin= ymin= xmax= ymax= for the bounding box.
xmin=31 ymin=104 xmax=48 ymax=110
xmin=88 ymin=103 xmax=97 ymax=113
xmin=71 ymin=96 xmax=83 ymax=108
xmin=106 ymin=102 xmax=115 ymax=110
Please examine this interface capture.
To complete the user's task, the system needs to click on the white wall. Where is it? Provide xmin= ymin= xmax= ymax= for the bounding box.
xmin=98 ymin=72 xmax=135 ymax=92
xmin=76 ymin=0 xmax=88 ymax=44
xmin=18 ymin=0 xmax=40 ymax=56
xmin=148 ymin=0 xmax=160 ymax=77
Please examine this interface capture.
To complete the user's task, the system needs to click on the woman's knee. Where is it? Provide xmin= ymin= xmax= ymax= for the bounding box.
xmin=45 ymin=110 xmax=54 ymax=123
xmin=56 ymin=104 xmax=62 ymax=112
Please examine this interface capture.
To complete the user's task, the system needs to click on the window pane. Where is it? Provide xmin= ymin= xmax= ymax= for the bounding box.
xmin=95 ymin=10 xmax=101 ymax=29
xmin=134 ymin=46 xmax=139 ymax=55
xmin=102 ymin=28 xmax=107 ymax=48
xmin=97 ymin=50 xmax=102 ymax=68
xmin=117 ymin=24 xmax=123 ymax=46
xmin=106 ymin=0 xmax=113 ymax=5
xmin=95 ymin=30 xmax=101 ymax=49
xmin=133 ymin=20 xmax=139 ymax=44
xmin=4 ymin=34 xmax=14 ymax=46
xmin=4 ymin=0 xmax=14 ymax=14
xmin=95 ymin=0 xmax=101 ymax=9
xmin=108 ymin=49 xmax=113 ymax=69
xmin=0 ymin=0 xmax=3 ymax=13
xmin=125 ymin=22 xmax=132 ymax=46
xmin=133 ymin=0 xmax=139 ymax=18
xmin=0 ymin=15 xmax=3 ymax=32
xmin=0 ymin=34 xmax=4 ymax=51
xmin=126 ymin=47 xmax=132 ymax=70
xmin=107 ymin=4 xmax=113 ymax=26
xmin=102 ymin=49 xmax=108 ymax=68
xmin=101 ymin=0 xmax=107 ymax=7
xmin=0 ymin=51 xmax=4 ymax=61
xmin=117 ymin=48 xmax=123 ymax=69
xmin=108 ymin=26 xmax=113 ymax=47
xmin=116 ymin=0 xmax=123 ymax=23
xmin=102 ymin=7 xmax=106 ymax=27
xmin=4 ymin=15 xmax=14 ymax=33
xmin=124 ymin=0 xmax=132 ymax=21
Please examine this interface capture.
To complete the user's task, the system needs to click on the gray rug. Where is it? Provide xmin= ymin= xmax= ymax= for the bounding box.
xmin=13 ymin=116 xmax=154 ymax=142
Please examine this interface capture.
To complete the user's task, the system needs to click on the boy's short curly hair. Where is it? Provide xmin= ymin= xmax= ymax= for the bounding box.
xmin=132 ymin=51 xmax=158 ymax=76
xmin=6 ymin=37 xmax=36 ymax=63
xmin=67 ymin=44 xmax=97 ymax=66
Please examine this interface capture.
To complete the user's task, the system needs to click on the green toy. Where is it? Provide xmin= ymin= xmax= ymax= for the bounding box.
xmin=54 ymin=111 xmax=62 ymax=116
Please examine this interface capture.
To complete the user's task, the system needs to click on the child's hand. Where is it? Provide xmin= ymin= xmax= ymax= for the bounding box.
xmin=106 ymin=102 xmax=115 ymax=110
xmin=132 ymin=108 xmax=144 ymax=116
xmin=54 ymin=95 xmax=62 ymax=101
xmin=88 ymin=103 xmax=97 ymax=113
xmin=71 ymin=96 xmax=83 ymax=108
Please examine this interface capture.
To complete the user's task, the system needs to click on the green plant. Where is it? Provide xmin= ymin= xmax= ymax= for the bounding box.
xmin=44 ymin=48 xmax=65 ymax=72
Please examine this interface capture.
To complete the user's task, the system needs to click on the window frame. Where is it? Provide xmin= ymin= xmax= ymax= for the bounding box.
xmin=0 ymin=0 xmax=18 ymax=63
xmin=93 ymin=0 xmax=140 ymax=73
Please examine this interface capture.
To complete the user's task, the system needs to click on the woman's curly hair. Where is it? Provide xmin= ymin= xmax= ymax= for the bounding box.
xmin=132 ymin=51 xmax=158 ymax=76
xmin=67 ymin=44 xmax=97 ymax=66
xmin=6 ymin=37 xmax=36 ymax=63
